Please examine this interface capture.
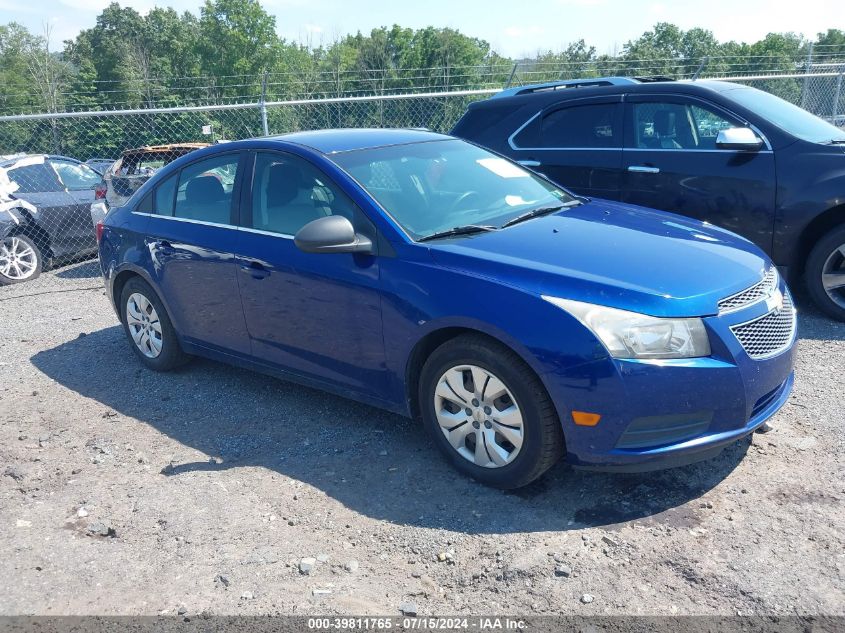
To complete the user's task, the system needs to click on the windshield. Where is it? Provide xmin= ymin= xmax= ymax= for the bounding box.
xmin=725 ymin=87 xmax=845 ymax=144
xmin=332 ymin=139 xmax=575 ymax=239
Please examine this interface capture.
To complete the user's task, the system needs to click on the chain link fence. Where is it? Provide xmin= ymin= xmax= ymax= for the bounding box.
xmin=1 ymin=69 xmax=843 ymax=296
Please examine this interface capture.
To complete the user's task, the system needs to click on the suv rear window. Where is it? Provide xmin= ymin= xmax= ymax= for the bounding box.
xmin=514 ymin=103 xmax=620 ymax=149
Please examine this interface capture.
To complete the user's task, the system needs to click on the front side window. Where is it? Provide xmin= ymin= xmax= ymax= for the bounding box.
xmin=333 ymin=139 xmax=575 ymax=239
xmin=172 ymin=154 xmax=239 ymax=224
xmin=51 ymin=160 xmax=102 ymax=190
xmin=250 ymin=152 xmax=357 ymax=236
xmin=631 ymin=101 xmax=739 ymax=150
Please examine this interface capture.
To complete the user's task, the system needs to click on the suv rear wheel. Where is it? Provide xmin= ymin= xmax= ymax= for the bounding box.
xmin=805 ymin=224 xmax=845 ymax=321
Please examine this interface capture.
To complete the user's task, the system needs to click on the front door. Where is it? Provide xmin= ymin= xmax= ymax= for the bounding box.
xmin=508 ymin=95 xmax=624 ymax=200
xmin=143 ymin=151 xmax=251 ymax=355
xmin=621 ymin=94 xmax=777 ymax=253
xmin=234 ymin=151 xmax=386 ymax=398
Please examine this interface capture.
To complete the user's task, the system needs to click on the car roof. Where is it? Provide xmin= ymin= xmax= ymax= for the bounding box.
xmin=121 ymin=143 xmax=209 ymax=158
xmin=269 ymin=128 xmax=453 ymax=154
xmin=0 ymin=154 xmax=79 ymax=168
xmin=472 ymin=78 xmax=750 ymax=111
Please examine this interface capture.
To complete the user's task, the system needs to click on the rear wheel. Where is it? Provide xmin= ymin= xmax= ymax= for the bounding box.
xmin=419 ymin=334 xmax=564 ymax=489
xmin=0 ymin=235 xmax=42 ymax=285
xmin=805 ymin=224 xmax=845 ymax=321
xmin=119 ymin=277 xmax=189 ymax=371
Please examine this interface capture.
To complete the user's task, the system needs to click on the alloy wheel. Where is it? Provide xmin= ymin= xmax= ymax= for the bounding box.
xmin=433 ymin=364 xmax=524 ymax=468
xmin=822 ymin=243 xmax=845 ymax=310
xmin=0 ymin=237 xmax=38 ymax=281
xmin=126 ymin=292 xmax=163 ymax=358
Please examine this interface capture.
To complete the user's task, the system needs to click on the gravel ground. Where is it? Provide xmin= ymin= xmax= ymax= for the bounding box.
xmin=0 ymin=262 xmax=843 ymax=617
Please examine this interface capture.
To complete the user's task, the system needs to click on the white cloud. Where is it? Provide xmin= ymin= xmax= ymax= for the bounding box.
xmin=304 ymin=23 xmax=324 ymax=34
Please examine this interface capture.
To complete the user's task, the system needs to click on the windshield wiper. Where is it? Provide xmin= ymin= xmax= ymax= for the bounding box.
xmin=827 ymin=139 xmax=845 ymax=145
xmin=417 ymin=224 xmax=498 ymax=242
xmin=501 ymin=199 xmax=582 ymax=228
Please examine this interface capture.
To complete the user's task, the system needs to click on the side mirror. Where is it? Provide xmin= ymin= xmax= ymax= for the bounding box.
xmin=716 ymin=127 xmax=763 ymax=151
xmin=294 ymin=215 xmax=373 ymax=254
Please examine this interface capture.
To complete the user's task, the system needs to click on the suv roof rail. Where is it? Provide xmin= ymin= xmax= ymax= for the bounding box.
xmin=493 ymin=75 xmax=676 ymax=99
xmin=493 ymin=76 xmax=638 ymax=99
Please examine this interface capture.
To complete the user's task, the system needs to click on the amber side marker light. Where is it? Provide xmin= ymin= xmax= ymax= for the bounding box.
xmin=572 ymin=411 xmax=601 ymax=426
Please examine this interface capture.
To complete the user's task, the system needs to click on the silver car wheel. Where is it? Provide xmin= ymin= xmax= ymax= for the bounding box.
xmin=0 ymin=237 xmax=38 ymax=281
xmin=822 ymin=243 xmax=845 ymax=310
xmin=433 ymin=364 xmax=524 ymax=468
xmin=126 ymin=292 xmax=163 ymax=358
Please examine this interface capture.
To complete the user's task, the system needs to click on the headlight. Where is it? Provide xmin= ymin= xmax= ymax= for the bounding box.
xmin=543 ymin=296 xmax=711 ymax=359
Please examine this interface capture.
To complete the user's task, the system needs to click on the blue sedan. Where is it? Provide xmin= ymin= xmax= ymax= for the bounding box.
xmin=96 ymin=129 xmax=796 ymax=488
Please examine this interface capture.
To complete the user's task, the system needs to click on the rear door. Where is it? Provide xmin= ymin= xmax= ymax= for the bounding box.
xmin=508 ymin=95 xmax=624 ymax=200
xmin=621 ymin=94 xmax=777 ymax=252
xmin=142 ymin=151 xmax=252 ymax=355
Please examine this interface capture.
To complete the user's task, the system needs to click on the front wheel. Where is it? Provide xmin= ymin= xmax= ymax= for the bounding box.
xmin=805 ymin=224 xmax=845 ymax=321
xmin=0 ymin=235 xmax=42 ymax=285
xmin=419 ymin=334 xmax=564 ymax=489
xmin=120 ymin=277 xmax=190 ymax=371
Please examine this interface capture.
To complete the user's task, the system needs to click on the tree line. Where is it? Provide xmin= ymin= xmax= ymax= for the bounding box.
xmin=1 ymin=0 xmax=844 ymax=116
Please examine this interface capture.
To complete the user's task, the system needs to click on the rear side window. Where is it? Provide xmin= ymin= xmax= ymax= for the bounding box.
xmin=538 ymin=103 xmax=620 ymax=148
xmin=6 ymin=163 xmax=63 ymax=193
xmin=172 ymin=154 xmax=239 ymax=225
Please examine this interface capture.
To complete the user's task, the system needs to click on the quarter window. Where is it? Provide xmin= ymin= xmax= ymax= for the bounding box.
xmin=250 ymin=153 xmax=357 ymax=236
xmin=154 ymin=173 xmax=177 ymax=216
xmin=173 ymin=154 xmax=239 ymax=224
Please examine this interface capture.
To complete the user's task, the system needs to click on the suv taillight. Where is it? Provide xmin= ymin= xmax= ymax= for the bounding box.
xmin=96 ymin=220 xmax=105 ymax=243
xmin=95 ymin=182 xmax=107 ymax=200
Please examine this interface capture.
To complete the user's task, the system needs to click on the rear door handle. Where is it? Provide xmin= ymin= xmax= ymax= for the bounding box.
xmin=240 ymin=260 xmax=270 ymax=279
xmin=518 ymin=160 xmax=542 ymax=167
xmin=627 ymin=165 xmax=660 ymax=174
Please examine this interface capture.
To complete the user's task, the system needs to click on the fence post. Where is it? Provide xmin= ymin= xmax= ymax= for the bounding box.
xmin=833 ymin=65 xmax=844 ymax=125
xmin=505 ymin=63 xmax=518 ymax=89
xmin=259 ymin=69 xmax=269 ymax=136
xmin=800 ymin=43 xmax=814 ymax=109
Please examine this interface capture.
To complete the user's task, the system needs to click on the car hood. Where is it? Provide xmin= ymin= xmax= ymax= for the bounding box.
xmin=427 ymin=199 xmax=771 ymax=317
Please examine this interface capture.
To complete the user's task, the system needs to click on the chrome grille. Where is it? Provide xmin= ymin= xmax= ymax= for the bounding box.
xmin=718 ymin=267 xmax=779 ymax=314
xmin=730 ymin=292 xmax=796 ymax=359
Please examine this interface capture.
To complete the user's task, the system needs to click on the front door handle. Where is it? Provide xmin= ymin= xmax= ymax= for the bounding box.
xmin=240 ymin=260 xmax=270 ymax=279
xmin=518 ymin=160 xmax=542 ymax=167
xmin=627 ymin=165 xmax=660 ymax=174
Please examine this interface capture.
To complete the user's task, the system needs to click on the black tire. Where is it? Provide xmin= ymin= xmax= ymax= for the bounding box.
xmin=0 ymin=235 xmax=43 ymax=285
xmin=418 ymin=334 xmax=564 ymax=489
xmin=805 ymin=224 xmax=845 ymax=321
xmin=119 ymin=277 xmax=190 ymax=371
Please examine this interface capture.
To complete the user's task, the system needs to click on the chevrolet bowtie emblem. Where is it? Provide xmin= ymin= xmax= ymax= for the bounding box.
xmin=766 ymin=288 xmax=784 ymax=312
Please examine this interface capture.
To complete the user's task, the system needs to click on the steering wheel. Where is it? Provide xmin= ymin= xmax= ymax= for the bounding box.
xmin=449 ymin=190 xmax=482 ymax=213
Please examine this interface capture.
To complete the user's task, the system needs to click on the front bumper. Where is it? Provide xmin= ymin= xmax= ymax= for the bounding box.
xmin=543 ymin=284 xmax=797 ymax=472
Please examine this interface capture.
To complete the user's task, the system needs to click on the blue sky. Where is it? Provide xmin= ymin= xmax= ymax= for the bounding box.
xmin=0 ymin=0 xmax=840 ymax=56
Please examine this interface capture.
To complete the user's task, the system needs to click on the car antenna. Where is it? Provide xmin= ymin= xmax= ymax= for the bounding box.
xmin=692 ymin=56 xmax=709 ymax=81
